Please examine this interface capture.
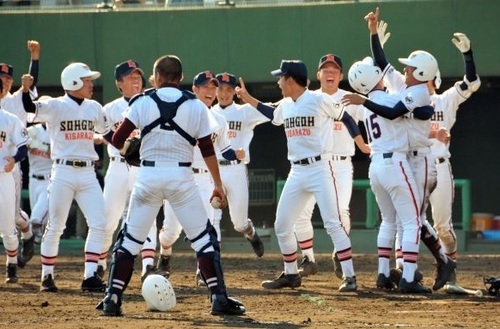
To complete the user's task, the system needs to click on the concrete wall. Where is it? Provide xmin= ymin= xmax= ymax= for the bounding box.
xmin=0 ymin=0 xmax=499 ymax=103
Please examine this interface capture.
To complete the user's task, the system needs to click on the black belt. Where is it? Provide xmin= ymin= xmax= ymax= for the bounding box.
xmin=332 ymin=155 xmax=348 ymax=161
xmin=110 ymin=156 xmax=126 ymax=163
xmin=218 ymin=160 xmax=241 ymax=166
xmin=31 ymin=174 xmax=49 ymax=180
xmin=55 ymin=159 xmax=94 ymax=167
xmin=193 ymin=168 xmax=209 ymax=174
xmin=141 ymin=160 xmax=191 ymax=167
xmin=292 ymin=155 xmax=321 ymax=165
xmin=436 ymin=157 xmax=446 ymax=164
xmin=383 ymin=153 xmax=393 ymax=159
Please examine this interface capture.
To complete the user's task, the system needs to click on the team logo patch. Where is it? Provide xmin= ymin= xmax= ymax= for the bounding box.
xmin=404 ymin=95 xmax=413 ymax=104
xmin=21 ymin=128 xmax=28 ymax=138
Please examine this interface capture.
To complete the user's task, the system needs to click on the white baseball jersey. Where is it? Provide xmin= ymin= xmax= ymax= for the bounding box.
xmin=27 ymin=123 xmax=52 ymax=176
xmin=212 ymin=102 xmax=270 ymax=164
xmin=192 ymin=109 xmax=232 ymax=169
xmin=2 ymin=88 xmax=38 ymax=127
xmin=103 ymin=97 xmax=140 ymax=158
xmin=125 ymin=88 xmax=217 ymax=162
xmin=273 ymin=89 xmax=344 ymax=161
xmin=363 ymin=90 xmax=409 ymax=154
xmin=31 ymin=95 xmax=109 ymax=161
xmin=0 ymin=108 xmax=27 ymax=257
xmin=312 ymin=89 xmax=364 ymax=156
xmin=429 ymin=85 xmax=470 ymax=158
xmin=0 ymin=108 xmax=29 ymax=172
xmin=384 ymin=66 xmax=432 ymax=151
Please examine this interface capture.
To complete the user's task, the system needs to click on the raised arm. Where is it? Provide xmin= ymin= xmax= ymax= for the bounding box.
xmin=365 ymin=7 xmax=389 ymax=71
xmin=27 ymin=40 xmax=40 ymax=89
xmin=235 ymin=77 xmax=275 ymax=120
xmin=452 ymin=33 xmax=481 ymax=93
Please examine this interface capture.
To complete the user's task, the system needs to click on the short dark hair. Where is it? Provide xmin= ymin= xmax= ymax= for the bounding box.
xmin=0 ymin=77 xmax=3 ymax=93
xmin=284 ymin=74 xmax=308 ymax=88
xmin=154 ymin=55 xmax=183 ymax=84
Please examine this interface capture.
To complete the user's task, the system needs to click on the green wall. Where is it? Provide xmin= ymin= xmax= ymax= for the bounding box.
xmin=1 ymin=0 xmax=498 ymax=103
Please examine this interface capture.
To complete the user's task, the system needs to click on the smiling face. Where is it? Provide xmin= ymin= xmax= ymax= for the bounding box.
xmin=216 ymin=84 xmax=236 ymax=107
xmin=193 ymin=81 xmax=218 ymax=107
xmin=117 ymin=70 xmax=143 ymax=98
xmin=317 ymin=62 xmax=343 ymax=95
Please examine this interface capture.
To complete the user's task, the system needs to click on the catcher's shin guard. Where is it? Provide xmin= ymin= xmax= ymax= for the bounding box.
xmin=106 ymin=225 xmax=141 ymax=295
xmin=191 ymin=221 xmax=226 ymax=295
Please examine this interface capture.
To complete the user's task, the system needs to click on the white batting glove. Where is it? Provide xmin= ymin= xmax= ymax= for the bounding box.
xmin=452 ymin=33 xmax=470 ymax=53
xmin=377 ymin=20 xmax=391 ymax=48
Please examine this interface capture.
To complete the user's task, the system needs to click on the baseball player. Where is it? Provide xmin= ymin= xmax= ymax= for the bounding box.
xmin=26 ymin=119 xmax=52 ymax=245
xmin=427 ymin=32 xmax=480 ymax=275
xmin=293 ymin=54 xmax=370 ymax=280
xmin=21 ymin=62 xmax=108 ymax=293
xmin=212 ymin=72 xmax=268 ymax=257
xmin=98 ymin=55 xmax=245 ymax=316
xmin=1 ymin=40 xmax=40 ymax=266
xmin=365 ymin=10 xmax=456 ymax=291
xmin=157 ymin=71 xmax=245 ymax=284
xmin=99 ymin=60 xmax=159 ymax=282
xmin=236 ymin=60 xmax=358 ymax=292
xmin=344 ymin=55 xmax=435 ymax=293
xmin=0 ymin=77 xmax=29 ymax=283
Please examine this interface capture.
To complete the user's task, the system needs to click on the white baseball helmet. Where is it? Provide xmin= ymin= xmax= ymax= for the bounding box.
xmin=61 ymin=62 xmax=101 ymax=91
xmin=141 ymin=274 xmax=176 ymax=312
xmin=398 ymin=50 xmax=438 ymax=82
xmin=348 ymin=57 xmax=383 ymax=95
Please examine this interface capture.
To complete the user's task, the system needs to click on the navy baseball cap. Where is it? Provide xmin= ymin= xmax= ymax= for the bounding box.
xmin=271 ymin=60 xmax=308 ymax=79
xmin=318 ymin=54 xmax=343 ymax=71
xmin=193 ymin=71 xmax=219 ymax=87
xmin=216 ymin=72 xmax=237 ymax=88
xmin=114 ymin=60 xmax=144 ymax=80
xmin=0 ymin=63 xmax=14 ymax=77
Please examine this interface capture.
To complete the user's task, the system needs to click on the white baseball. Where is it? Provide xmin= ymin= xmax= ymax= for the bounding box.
xmin=211 ymin=197 xmax=222 ymax=209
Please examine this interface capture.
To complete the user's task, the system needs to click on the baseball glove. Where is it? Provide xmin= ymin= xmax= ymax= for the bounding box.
xmin=121 ymin=137 xmax=141 ymax=167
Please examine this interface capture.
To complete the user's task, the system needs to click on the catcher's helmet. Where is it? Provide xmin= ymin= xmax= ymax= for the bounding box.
xmin=348 ymin=57 xmax=383 ymax=95
xmin=398 ymin=50 xmax=438 ymax=82
xmin=141 ymin=274 xmax=176 ymax=312
xmin=61 ymin=62 xmax=100 ymax=91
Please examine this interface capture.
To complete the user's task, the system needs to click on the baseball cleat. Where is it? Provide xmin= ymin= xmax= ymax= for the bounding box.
xmin=339 ymin=276 xmax=357 ymax=292
xmin=332 ymin=253 xmax=343 ymax=279
xmin=5 ymin=264 xmax=18 ymax=284
xmin=399 ymin=278 xmax=432 ymax=294
xmin=376 ymin=273 xmax=395 ymax=290
xmin=40 ymin=274 xmax=58 ymax=292
xmin=96 ymin=265 xmax=105 ymax=280
xmin=390 ymin=268 xmax=423 ymax=288
xmin=156 ymin=255 xmax=171 ymax=278
xmin=210 ymin=294 xmax=245 ymax=316
xmin=81 ymin=273 xmax=106 ymax=292
xmin=100 ymin=293 xmax=123 ymax=316
xmin=261 ymin=272 xmax=301 ymax=289
xmin=433 ymin=259 xmax=457 ymax=291
xmin=21 ymin=235 xmax=36 ymax=264
xmin=141 ymin=264 xmax=171 ymax=283
xmin=298 ymin=256 xmax=319 ymax=277
xmin=247 ymin=232 xmax=264 ymax=257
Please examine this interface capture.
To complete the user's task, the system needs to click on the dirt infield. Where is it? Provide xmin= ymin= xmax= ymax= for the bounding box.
xmin=1 ymin=252 xmax=498 ymax=329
